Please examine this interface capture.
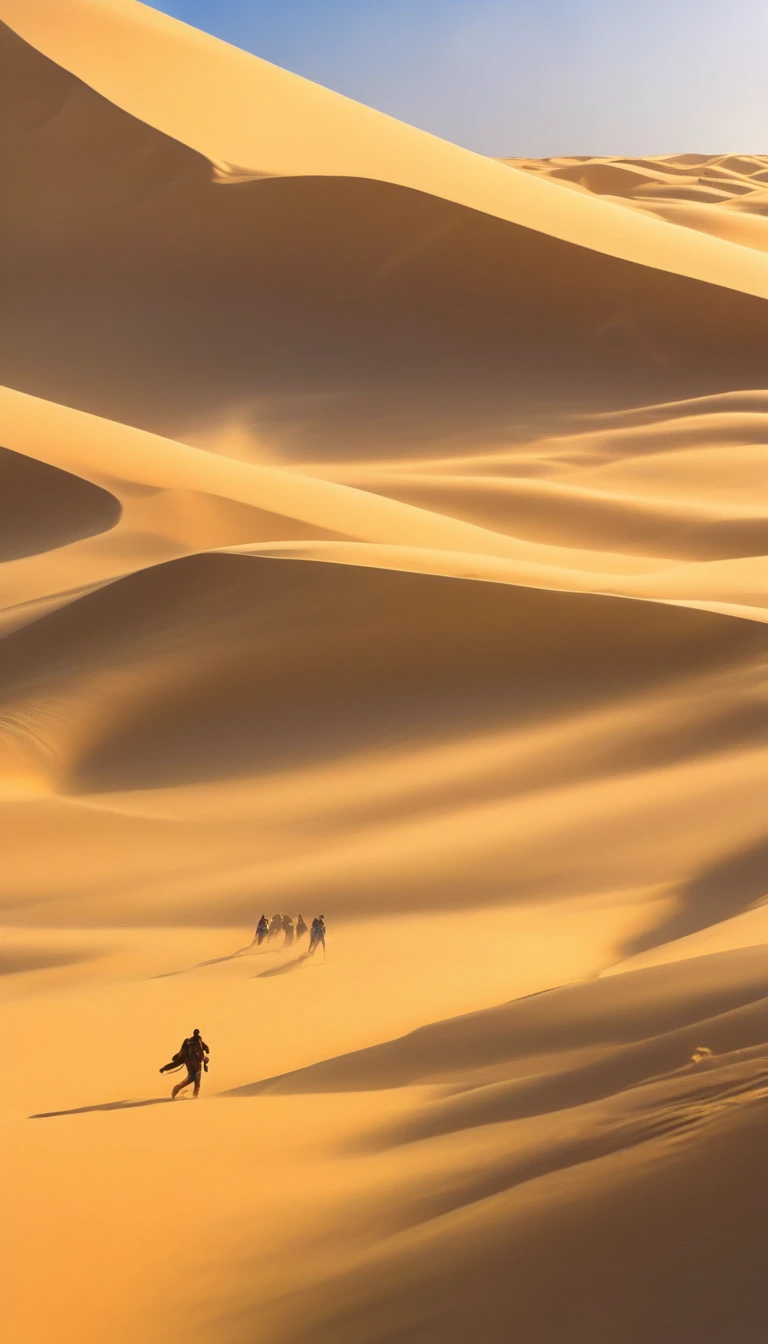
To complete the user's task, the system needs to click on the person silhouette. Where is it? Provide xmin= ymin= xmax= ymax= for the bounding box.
xmin=159 ymin=1028 xmax=209 ymax=1099
xmin=308 ymin=915 xmax=326 ymax=957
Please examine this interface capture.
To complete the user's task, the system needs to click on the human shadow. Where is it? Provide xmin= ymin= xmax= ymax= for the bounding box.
xmin=152 ymin=944 xmax=279 ymax=980
xmin=622 ymin=833 xmax=768 ymax=959
xmin=253 ymin=951 xmax=323 ymax=979
xmin=30 ymin=1097 xmax=172 ymax=1119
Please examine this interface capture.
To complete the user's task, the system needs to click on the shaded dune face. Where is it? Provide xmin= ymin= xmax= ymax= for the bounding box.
xmin=0 ymin=553 xmax=763 ymax=793
xmin=4 ymin=24 xmax=768 ymax=445
xmin=0 ymin=16 xmax=71 ymax=134
xmin=237 ymin=950 xmax=768 ymax=1344
xmin=276 ymin=1094 xmax=767 ymax=1344
xmin=237 ymin=947 xmax=768 ymax=1096
xmin=0 ymin=444 xmax=120 ymax=560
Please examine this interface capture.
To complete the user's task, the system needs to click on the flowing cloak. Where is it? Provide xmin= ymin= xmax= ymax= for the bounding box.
xmin=160 ymin=1036 xmax=209 ymax=1074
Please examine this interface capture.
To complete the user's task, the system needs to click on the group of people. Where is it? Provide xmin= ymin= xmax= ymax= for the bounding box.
xmin=253 ymin=912 xmax=326 ymax=956
xmin=158 ymin=916 xmax=328 ymax=1100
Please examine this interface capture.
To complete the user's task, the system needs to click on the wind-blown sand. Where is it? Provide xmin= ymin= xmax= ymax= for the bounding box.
xmin=1 ymin=4 xmax=766 ymax=1342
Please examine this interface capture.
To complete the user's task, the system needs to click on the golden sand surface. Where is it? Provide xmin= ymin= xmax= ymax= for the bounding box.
xmin=1 ymin=4 xmax=766 ymax=1341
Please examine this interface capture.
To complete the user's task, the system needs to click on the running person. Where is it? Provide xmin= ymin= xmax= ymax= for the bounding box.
xmin=160 ymin=1029 xmax=210 ymax=1099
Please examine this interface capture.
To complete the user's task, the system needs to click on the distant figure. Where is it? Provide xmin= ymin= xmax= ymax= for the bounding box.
xmin=160 ymin=1028 xmax=210 ymax=1100
xmin=254 ymin=915 xmax=269 ymax=947
xmin=296 ymin=913 xmax=308 ymax=942
xmin=282 ymin=914 xmax=295 ymax=948
xmin=309 ymin=915 xmax=326 ymax=958
xmin=268 ymin=913 xmax=282 ymax=943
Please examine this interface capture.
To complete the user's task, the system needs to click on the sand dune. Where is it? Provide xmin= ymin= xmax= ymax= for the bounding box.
xmin=0 ymin=445 xmax=120 ymax=562
xmin=1 ymin=4 xmax=767 ymax=1343
xmin=263 ymin=1062 xmax=767 ymax=1344
xmin=4 ymin=14 xmax=768 ymax=449
xmin=6 ymin=4 xmax=768 ymax=296
xmin=2 ymin=548 xmax=763 ymax=793
xmin=507 ymin=151 xmax=768 ymax=255
xmin=230 ymin=947 xmax=768 ymax=1096
xmin=222 ymin=952 xmax=768 ymax=1343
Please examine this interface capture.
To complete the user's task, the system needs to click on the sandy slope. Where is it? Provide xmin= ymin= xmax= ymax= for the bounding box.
xmin=245 ymin=950 xmax=768 ymax=1344
xmin=1 ymin=5 xmax=767 ymax=1344
xmin=4 ymin=14 xmax=768 ymax=442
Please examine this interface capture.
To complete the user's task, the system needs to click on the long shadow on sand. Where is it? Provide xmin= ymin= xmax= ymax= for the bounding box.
xmin=30 ymin=1097 xmax=173 ymax=1119
xmin=152 ymin=944 xmax=283 ymax=979
xmin=253 ymin=952 xmax=324 ymax=979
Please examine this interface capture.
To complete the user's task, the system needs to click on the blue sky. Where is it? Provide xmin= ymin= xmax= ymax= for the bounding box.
xmin=146 ymin=0 xmax=768 ymax=157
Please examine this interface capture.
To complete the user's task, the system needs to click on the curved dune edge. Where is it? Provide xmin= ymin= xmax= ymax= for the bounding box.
xmin=3 ymin=545 xmax=756 ymax=784
xmin=1 ymin=386 xmax=765 ymax=631
xmin=227 ymin=541 xmax=768 ymax=624
xmin=0 ymin=446 xmax=121 ymax=563
xmin=4 ymin=1 xmax=768 ymax=301
xmin=0 ymin=384 xmax=640 ymax=568
xmin=576 ymin=389 xmax=768 ymax=431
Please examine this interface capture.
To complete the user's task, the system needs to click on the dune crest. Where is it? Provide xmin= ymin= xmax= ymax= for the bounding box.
xmin=5 ymin=3 xmax=768 ymax=300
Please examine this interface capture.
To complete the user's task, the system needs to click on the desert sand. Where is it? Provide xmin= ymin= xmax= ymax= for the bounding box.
xmin=1 ymin=4 xmax=767 ymax=1342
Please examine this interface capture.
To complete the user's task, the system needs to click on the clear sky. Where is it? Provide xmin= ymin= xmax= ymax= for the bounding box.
xmin=145 ymin=0 xmax=767 ymax=158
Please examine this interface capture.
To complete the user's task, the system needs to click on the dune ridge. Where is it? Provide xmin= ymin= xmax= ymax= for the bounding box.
xmin=5 ymin=4 xmax=768 ymax=300
xmin=5 ymin=14 xmax=768 ymax=447
xmin=1 ymin=5 xmax=767 ymax=1344
xmin=506 ymin=153 xmax=768 ymax=256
